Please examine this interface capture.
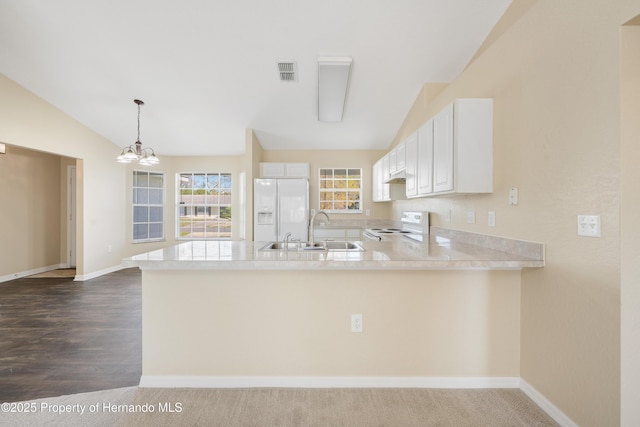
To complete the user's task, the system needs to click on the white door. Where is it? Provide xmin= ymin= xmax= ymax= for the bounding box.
xmin=433 ymin=103 xmax=454 ymax=193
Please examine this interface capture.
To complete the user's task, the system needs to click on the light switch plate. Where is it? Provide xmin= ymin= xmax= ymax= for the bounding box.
xmin=488 ymin=211 xmax=496 ymax=227
xmin=508 ymin=188 xmax=519 ymax=205
xmin=577 ymin=215 xmax=601 ymax=237
xmin=351 ymin=314 xmax=363 ymax=333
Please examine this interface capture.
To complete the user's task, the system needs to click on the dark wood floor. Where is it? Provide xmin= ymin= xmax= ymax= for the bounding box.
xmin=0 ymin=268 xmax=142 ymax=402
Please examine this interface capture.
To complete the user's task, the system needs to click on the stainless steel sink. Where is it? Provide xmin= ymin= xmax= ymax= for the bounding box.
xmin=260 ymin=242 xmax=299 ymax=250
xmin=259 ymin=241 xmax=364 ymax=252
xmin=322 ymin=241 xmax=364 ymax=251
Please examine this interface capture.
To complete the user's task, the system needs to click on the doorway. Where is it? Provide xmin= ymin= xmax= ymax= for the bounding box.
xmin=67 ymin=165 xmax=77 ymax=268
xmin=620 ymin=18 xmax=640 ymax=426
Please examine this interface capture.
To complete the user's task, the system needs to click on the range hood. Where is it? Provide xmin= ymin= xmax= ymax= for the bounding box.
xmin=385 ymin=169 xmax=406 ymax=183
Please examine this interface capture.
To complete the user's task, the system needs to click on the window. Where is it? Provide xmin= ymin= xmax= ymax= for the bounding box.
xmin=319 ymin=168 xmax=362 ymax=213
xmin=132 ymin=170 xmax=164 ymax=242
xmin=178 ymin=173 xmax=232 ymax=239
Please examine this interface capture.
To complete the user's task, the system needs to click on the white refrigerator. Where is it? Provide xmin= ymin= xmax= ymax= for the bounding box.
xmin=254 ymin=178 xmax=309 ymax=242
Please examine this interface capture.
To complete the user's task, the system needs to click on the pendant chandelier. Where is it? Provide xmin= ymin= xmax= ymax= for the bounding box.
xmin=116 ymin=99 xmax=159 ymax=165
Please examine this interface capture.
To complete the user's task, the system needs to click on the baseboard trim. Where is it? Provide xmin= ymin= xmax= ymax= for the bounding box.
xmin=0 ymin=263 xmax=66 ymax=283
xmin=74 ymin=264 xmax=126 ymax=281
xmin=139 ymin=375 xmax=520 ymax=389
xmin=520 ymin=379 xmax=578 ymax=427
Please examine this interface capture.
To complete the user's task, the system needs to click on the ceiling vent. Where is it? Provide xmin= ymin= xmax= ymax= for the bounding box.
xmin=276 ymin=61 xmax=297 ymax=82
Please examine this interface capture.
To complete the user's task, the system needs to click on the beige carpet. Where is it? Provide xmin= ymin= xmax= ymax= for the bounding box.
xmin=27 ymin=269 xmax=76 ymax=278
xmin=3 ymin=387 xmax=559 ymax=426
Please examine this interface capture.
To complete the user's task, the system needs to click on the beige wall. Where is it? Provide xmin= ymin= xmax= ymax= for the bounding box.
xmin=0 ymin=146 xmax=62 ymax=276
xmin=122 ymin=154 xmax=245 ymax=257
xmin=243 ymin=129 xmax=264 ymax=241
xmin=387 ymin=1 xmax=640 ymax=425
xmin=142 ymin=269 xmax=521 ymax=377
xmin=620 ymin=22 xmax=640 ymax=427
xmin=262 ymin=150 xmax=391 ymax=220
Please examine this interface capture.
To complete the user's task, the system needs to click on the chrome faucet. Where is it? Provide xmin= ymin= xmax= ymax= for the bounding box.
xmin=283 ymin=232 xmax=292 ymax=247
xmin=309 ymin=210 xmax=330 ymax=244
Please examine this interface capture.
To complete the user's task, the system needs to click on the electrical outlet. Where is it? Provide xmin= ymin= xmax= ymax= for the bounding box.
xmin=578 ymin=215 xmax=601 ymax=237
xmin=351 ymin=314 xmax=363 ymax=333
xmin=365 ymin=209 xmax=370 ymax=216
xmin=466 ymin=211 xmax=476 ymax=224
xmin=488 ymin=211 xmax=496 ymax=227
xmin=445 ymin=209 xmax=451 ymax=222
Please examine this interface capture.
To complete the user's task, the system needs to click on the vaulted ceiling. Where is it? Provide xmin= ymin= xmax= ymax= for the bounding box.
xmin=0 ymin=0 xmax=511 ymax=156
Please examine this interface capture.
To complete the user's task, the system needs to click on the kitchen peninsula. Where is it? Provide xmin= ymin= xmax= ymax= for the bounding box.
xmin=125 ymin=227 xmax=543 ymax=389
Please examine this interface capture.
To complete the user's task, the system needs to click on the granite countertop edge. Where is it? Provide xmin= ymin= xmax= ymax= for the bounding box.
xmin=123 ymin=227 xmax=545 ymax=272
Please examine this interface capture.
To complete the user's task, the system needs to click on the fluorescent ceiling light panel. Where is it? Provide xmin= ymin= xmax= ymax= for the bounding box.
xmin=317 ymin=56 xmax=352 ymax=122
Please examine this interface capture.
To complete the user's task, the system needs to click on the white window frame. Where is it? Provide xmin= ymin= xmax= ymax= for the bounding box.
xmin=132 ymin=170 xmax=165 ymax=243
xmin=177 ymin=172 xmax=232 ymax=240
xmin=318 ymin=168 xmax=363 ymax=213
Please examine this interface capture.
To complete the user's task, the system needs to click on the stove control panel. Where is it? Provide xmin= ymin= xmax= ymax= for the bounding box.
xmin=400 ymin=211 xmax=430 ymax=234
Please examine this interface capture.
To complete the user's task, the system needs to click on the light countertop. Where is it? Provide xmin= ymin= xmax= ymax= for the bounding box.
xmin=123 ymin=227 xmax=544 ymax=271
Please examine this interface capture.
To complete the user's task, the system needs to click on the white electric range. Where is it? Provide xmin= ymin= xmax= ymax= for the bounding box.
xmin=363 ymin=211 xmax=430 ymax=242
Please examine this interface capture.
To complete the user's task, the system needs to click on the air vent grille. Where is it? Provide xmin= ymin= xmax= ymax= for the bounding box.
xmin=276 ymin=61 xmax=297 ymax=82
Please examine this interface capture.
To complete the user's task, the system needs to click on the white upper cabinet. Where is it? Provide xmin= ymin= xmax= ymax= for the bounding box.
xmin=433 ymin=103 xmax=454 ymax=193
xmin=373 ymin=156 xmax=407 ymax=202
xmin=395 ymin=141 xmax=406 ymax=172
xmin=388 ymin=141 xmax=406 ymax=178
xmin=389 ymin=147 xmax=397 ymax=175
xmin=260 ymin=162 xmax=286 ymax=177
xmin=372 ymin=158 xmax=383 ymax=202
xmin=375 ymin=98 xmax=492 ymax=201
xmin=260 ymin=162 xmax=310 ymax=178
xmin=417 ymin=119 xmax=434 ymax=196
xmin=432 ymin=98 xmax=493 ymax=195
xmin=404 ymin=131 xmax=418 ymax=197
xmin=406 ymin=119 xmax=434 ymax=198
xmin=381 ymin=154 xmax=391 ymax=185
